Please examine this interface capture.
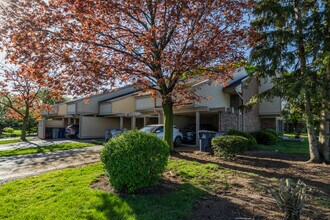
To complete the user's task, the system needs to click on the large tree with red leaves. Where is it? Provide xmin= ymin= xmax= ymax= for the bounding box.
xmin=1 ymin=0 xmax=251 ymax=149
xmin=0 ymin=64 xmax=62 ymax=140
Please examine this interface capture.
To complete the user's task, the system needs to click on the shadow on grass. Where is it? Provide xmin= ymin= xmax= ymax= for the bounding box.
xmin=94 ymin=181 xmax=252 ymax=220
xmin=174 ymin=153 xmax=330 ymax=196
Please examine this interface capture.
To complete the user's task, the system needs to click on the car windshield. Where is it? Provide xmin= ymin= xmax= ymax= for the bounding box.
xmin=140 ymin=126 xmax=158 ymax=133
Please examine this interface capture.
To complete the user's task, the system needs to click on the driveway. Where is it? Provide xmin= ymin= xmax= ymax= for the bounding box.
xmin=0 ymin=139 xmax=92 ymax=151
xmin=0 ymin=145 xmax=102 ymax=184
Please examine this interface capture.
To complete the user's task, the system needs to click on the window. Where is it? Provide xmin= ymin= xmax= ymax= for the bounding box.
xmin=230 ymin=95 xmax=241 ymax=110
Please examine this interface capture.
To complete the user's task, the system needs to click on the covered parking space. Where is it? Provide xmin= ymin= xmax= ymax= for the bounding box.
xmin=172 ymin=106 xmax=243 ymax=147
xmin=79 ymin=115 xmax=123 ymax=139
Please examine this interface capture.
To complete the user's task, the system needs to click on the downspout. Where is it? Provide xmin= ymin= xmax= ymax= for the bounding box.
xmin=236 ymin=88 xmax=245 ymax=132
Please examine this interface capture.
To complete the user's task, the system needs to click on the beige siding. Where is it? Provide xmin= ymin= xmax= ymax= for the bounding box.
xmin=45 ymin=120 xmax=65 ymax=128
xmin=135 ymin=96 xmax=155 ymax=110
xmin=259 ymin=77 xmax=282 ymax=115
xmin=196 ymin=82 xmax=231 ymax=108
xmin=58 ymin=104 xmax=67 ymax=116
xmin=77 ymin=99 xmax=99 ymax=114
xmin=99 ymin=102 xmax=112 ymax=115
xmin=80 ymin=116 xmax=120 ymax=139
xmin=156 ymin=97 xmax=162 ymax=108
xmin=38 ymin=121 xmax=45 ymax=139
xmin=112 ymin=96 xmax=135 ymax=114
xmin=259 ymin=97 xmax=282 ymax=115
xmin=67 ymin=103 xmax=76 ymax=114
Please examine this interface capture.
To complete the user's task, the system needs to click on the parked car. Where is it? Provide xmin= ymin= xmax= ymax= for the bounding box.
xmin=139 ymin=124 xmax=183 ymax=147
xmin=104 ymin=128 xmax=127 ymax=142
xmin=65 ymin=124 xmax=79 ymax=139
xmin=182 ymin=124 xmax=218 ymax=144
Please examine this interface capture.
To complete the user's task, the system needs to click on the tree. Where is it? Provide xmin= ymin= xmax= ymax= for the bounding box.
xmin=250 ymin=0 xmax=330 ymax=163
xmin=0 ymin=0 xmax=251 ymax=150
xmin=0 ymin=64 xmax=59 ymax=141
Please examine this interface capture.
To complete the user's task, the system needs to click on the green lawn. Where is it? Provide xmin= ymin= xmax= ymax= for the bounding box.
xmin=0 ymin=159 xmax=239 ymax=220
xmin=0 ymin=138 xmax=25 ymax=145
xmin=0 ymin=130 xmax=22 ymax=138
xmin=256 ymin=133 xmax=309 ymax=155
xmin=0 ymin=142 xmax=95 ymax=157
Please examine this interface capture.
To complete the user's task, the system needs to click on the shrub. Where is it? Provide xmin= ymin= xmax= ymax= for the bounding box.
xmin=227 ymin=129 xmax=257 ymax=150
xmin=100 ymin=130 xmax=170 ymax=193
xmin=265 ymin=128 xmax=282 ymax=137
xmin=271 ymin=178 xmax=307 ymax=220
xmin=211 ymin=135 xmax=248 ymax=158
xmin=251 ymin=131 xmax=278 ymax=145
xmin=3 ymin=127 xmax=14 ymax=133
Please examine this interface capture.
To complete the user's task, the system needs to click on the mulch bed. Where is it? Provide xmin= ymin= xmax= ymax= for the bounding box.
xmin=92 ymin=150 xmax=330 ymax=220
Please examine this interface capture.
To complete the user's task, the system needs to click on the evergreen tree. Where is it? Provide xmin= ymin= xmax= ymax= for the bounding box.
xmin=250 ymin=0 xmax=329 ymax=163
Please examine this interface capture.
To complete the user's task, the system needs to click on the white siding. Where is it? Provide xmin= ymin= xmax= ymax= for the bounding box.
xmin=99 ymin=102 xmax=112 ymax=115
xmin=135 ymin=97 xmax=155 ymax=110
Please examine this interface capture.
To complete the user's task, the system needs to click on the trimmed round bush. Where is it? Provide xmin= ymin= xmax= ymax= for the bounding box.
xmin=211 ymin=135 xmax=248 ymax=158
xmin=251 ymin=131 xmax=278 ymax=145
xmin=100 ymin=130 xmax=170 ymax=193
xmin=265 ymin=128 xmax=282 ymax=137
xmin=3 ymin=127 xmax=14 ymax=133
xmin=227 ymin=129 xmax=257 ymax=150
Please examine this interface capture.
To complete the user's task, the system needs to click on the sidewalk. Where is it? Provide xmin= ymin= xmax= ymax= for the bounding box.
xmin=0 ymin=145 xmax=102 ymax=184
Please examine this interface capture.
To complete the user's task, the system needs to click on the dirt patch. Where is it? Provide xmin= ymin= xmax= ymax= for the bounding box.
xmin=175 ymin=151 xmax=330 ymax=220
xmin=92 ymin=151 xmax=329 ymax=220
xmin=92 ymin=174 xmax=180 ymax=196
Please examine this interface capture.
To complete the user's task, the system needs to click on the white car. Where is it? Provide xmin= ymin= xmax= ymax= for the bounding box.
xmin=139 ymin=124 xmax=183 ymax=147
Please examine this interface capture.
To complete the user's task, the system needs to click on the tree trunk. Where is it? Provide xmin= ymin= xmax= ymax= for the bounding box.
xmin=21 ymin=115 xmax=28 ymax=141
xmin=294 ymin=0 xmax=320 ymax=163
xmin=162 ymin=100 xmax=174 ymax=151
xmin=304 ymin=92 xmax=320 ymax=162
xmin=21 ymin=105 xmax=29 ymax=141
xmin=319 ymin=110 xmax=330 ymax=163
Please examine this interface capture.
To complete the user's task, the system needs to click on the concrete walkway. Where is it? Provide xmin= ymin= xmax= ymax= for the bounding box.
xmin=0 ymin=139 xmax=91 ymax=151
xmin=0 ymin=145 xmax=102 ymax=184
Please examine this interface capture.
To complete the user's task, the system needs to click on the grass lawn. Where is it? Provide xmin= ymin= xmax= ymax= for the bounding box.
xmin=0 ymin=130 xmax=22 ymax=138
xmin=0 ymin=142 xmax=94 ymax=157
xmin=0 ymin=159 xmax=236 ymax=220
xmin=0 ymin=138 xmax=25 ymax=145
xmin=256 ymin=133 xmax=309 ymax=155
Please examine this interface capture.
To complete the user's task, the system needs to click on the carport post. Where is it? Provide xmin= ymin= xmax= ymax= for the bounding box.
xmin=68 ymin=118 xmax=72 ymax=125
xmin=120 ymin=116 xmax=124 ymax=130
xmin=196 ymin=111 xmax=200 ymax=148
xmin=143 ymin=117 xmax=147 ymax=126
xmin=131 ymin=116 xmax=136 ymax=130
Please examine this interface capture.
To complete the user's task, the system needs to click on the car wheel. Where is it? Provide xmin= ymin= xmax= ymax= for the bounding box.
xmin=174 ymin=136 xmax=182 ymax=147
xmin=75 ymin=132 xmax=79 ymax=139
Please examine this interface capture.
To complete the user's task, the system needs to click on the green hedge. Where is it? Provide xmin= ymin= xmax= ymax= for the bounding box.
xmin=211 ymin=135 xmax=248 ymax=158
xmin=251 ymin=131 xmax=278 ymax=145
xmin=227 ymin=129 xmax=257 ymax=150
xmin=3 ymin=127 xmax=14 ymax=133
xmin=101 ymin=130 xmax=170 ymax=193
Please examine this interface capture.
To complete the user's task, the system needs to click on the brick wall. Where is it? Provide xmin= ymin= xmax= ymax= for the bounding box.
xmin=242 ymin=77 xmax=260 ymax=132
xmin=219 ymin=111 xmax=239 ymax=132
xmin=260 ymin=118 xmax=276 ymax=130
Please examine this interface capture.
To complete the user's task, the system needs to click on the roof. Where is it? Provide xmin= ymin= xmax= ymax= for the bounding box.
xmin=99 ymin=90 xmax=138 ymax=103
xmin=222 ymin=75 xmax=248 ymax=93
xmin=65 ymin=85 xmax=135 ymax=104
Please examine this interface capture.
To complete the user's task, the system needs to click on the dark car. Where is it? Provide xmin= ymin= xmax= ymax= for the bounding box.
xmin=104 ymin=128 xmax=127 ymax=142
xmin=182 ymin=124 xmax=218 ymax=144
xmin=65 ymin=124 xmax=79 ymax=139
